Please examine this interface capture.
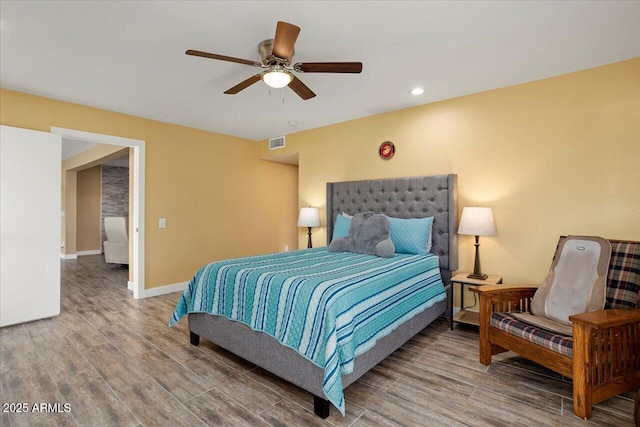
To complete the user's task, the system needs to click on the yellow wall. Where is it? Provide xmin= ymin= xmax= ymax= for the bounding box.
xmin=76 ymin=165 xmax=101 ymax=252
xmin=1 ymin=89 xmax=299 ymax=289
xmin=258 ymin=58 xmax=640 ymax=286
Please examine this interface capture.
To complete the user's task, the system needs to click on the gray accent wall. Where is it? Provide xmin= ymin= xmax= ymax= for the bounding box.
xmin=101 ymin=165 xmax=129 ymax=248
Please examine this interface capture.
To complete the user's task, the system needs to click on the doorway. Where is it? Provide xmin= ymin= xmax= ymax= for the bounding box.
xmin=51 ymin=127 xmax=146 ymax=299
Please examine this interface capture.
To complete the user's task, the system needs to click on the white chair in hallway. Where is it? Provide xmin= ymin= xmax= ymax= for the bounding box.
xmin=104 ymin=217 xmax=129 ymax=265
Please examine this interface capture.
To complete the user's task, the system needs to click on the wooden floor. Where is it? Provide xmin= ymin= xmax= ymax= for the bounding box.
xmin=1 ymin=255 xmax=635 ymax=426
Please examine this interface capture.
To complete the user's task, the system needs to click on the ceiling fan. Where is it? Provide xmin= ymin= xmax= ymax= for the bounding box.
xmin=186 ymin=21 xmax=363 ymax=100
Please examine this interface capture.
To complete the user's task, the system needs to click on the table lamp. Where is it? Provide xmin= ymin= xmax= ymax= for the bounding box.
xmin=297 ymin=207 xmax=321 ymax=248
xmin=457 ymin=206 xmax=496 ymax=280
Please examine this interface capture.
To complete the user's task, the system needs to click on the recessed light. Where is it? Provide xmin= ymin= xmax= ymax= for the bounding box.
xmin=410 ymin=87 xmax=424 ymax=96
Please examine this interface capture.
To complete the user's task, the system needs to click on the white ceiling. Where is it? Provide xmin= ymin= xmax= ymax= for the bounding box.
xmin=61 ymin=137 xmax=128 ymax=167
xmin=61 ymin=137 xmax=100 ymax=160
xmin=1 ymin=1 xmax=638 ymax=141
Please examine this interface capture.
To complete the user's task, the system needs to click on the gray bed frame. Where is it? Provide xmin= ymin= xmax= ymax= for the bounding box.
xmin=188 ymin=174 xmax=458 ymax=418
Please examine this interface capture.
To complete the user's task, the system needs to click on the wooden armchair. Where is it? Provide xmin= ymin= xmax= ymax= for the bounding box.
xmin=471 ymin=239 xmax=640 ymax=420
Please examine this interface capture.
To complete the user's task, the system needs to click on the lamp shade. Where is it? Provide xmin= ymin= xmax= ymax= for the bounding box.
xmin=262 ymin=70 xmax=293 ymax=89
xmin=457 ymin=207 xmax=496 ymax=236
xmin=297 ymin=207 xmax=321 ymax=228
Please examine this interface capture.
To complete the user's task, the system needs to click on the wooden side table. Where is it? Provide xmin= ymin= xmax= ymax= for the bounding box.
xmin=450 ymin=273 xmax=502 ymax=330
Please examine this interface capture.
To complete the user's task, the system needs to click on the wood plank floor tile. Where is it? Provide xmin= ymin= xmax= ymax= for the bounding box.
xmin=0 ymin=364 xmax=76 ymax=426
xmin=72 ymin=307 xmax=116 ymax=330
xmin=184 ymin=354 xmax=283 ymax=414
xmin=386 ymin=345 xmax=423 ymax=364
xmin=492 ymin=354 xmax=565 ymax=380
xmin=242 ymin=366 xmax=330 ymax=415
xmin=55 ymin=370 xmax=139 ymax=426
xmin=189 ymin=338 xmax=258 ymax=373
xmin=561 ymin=396 xmax=634 ymax=426
xmin=349 ymin=410 xmax=401 ymax=427
xmin=82 ymin=343 xmax=205 ymax=426
xmin=418 ymin=335 xmax=491 ymax=373
xmin=354 ymin=364 xmax=400 ymax=392
xmin=243 ymin=367 xmax=367 ymax=425
xmin=182 ymin=387 xmax=270 ymax=426
xmin=53 ymin=310 xmax=108 ymax=350
xmin=470 ymin=387 xmax=593 ymax=427
xmin=136 ymin=330 xmax=207 ymax=365
xmin=0 ymin=324 xmax=40 ymax=375
xmin=384 ymin=376 xmax=504 ymax=426
xmin=414 ymin=354 xmax=565 ymax=415
xmin=1 ymin=254 xmax=635 ymax=426
xmin=135 ymin=350 xmax=213 ymax=403
xmin=589 ymin=394 xmax=635 ymax=422
xmin=95 ymin=321 xmax=158 ymax=358
xmin=488 ymin=359 xmax=573 ymax=398
xmin=32 ymin=338 xmax=96 ymax=382
xmin=24 ymin=318 xmax=67 ymax=345
xmin=259 ymin=399 xmax=338 ymax=427
xmin=345 ymin=382 xmax=457 ymax=426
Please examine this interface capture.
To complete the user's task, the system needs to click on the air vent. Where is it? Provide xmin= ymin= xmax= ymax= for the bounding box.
xmin=269 ymin=136 xmax=285 ymax=150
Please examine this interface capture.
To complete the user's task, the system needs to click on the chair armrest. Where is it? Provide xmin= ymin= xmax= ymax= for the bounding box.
xmin=473 ymin=285 xmax=538 ymax=364
xmin=472 ymin=285 xmax=538 ymax=321
xmin=471 ymin=285 xmax=538 ymax=306
xmin=470 ymin=285 xmax=538 ymax=296
xmin=569 ymin=308 xmax=640 ymax=329
xmin=570 ymin=307 xmax=640 ymax=417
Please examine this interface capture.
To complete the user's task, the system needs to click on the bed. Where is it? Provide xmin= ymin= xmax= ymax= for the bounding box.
xmin=170 ymin=174 xmax=458 ymax=418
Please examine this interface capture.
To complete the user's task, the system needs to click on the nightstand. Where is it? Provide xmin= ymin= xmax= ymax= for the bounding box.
xmin=450 ymin=273 xmax=502 ymax=330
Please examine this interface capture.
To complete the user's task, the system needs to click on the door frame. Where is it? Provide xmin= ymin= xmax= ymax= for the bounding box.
xmin=51 ymin=127 xmax=146 ymax=299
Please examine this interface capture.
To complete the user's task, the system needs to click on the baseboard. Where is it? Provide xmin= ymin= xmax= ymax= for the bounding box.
xmin=140 ymin=281 xmax=188 ymax=298
xmin=128 ymin=281 xmax=134 ymax=291
xmin=77 ymin=249 xmax=102 ymax=256
xmin=60 ymin=253 xmax=77 ymax=260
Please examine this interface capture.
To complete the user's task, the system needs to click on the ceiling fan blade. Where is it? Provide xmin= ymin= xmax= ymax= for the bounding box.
xmin=186 ymin=49 xmax=262 ymax=67
xmin=288 ymin=76 xmax=316 ymax=100
xmin=272 ymin=21 xmax=300 ymax=60
xmin=224 ymin=74 xmax=262 ymax=94
xmin=294 ymin=62 xmax=363 ymax=73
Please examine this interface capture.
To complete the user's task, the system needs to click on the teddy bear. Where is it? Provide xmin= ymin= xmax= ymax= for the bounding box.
xmin=329 ymin=212 xmax=395 ymax=258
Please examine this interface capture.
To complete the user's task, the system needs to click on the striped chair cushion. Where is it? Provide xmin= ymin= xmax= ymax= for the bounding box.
xmin=605 ymin=240 xmax=640 ymax=309
xmin=490 ymin=312 xmax=573 ymax=357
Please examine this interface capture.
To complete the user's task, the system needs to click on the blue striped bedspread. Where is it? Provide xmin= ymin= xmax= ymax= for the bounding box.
xmin=169 ymin=247 xmax=446 ymax=415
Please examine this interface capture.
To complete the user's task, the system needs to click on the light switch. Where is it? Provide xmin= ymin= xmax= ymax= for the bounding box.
xmin=159 ymin=218 xmax=167 ymax=229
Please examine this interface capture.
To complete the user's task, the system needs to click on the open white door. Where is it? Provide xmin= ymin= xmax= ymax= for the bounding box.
xmin=1 ymin=125 xmax=62 ymax=327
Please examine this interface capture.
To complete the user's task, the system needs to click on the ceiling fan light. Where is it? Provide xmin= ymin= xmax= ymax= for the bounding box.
xmin=263 ymin=70 xmax=293 ymax=88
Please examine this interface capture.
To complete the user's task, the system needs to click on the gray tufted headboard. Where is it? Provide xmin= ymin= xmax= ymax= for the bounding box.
xmin=326 ymin=174 xmax=458 ymax=283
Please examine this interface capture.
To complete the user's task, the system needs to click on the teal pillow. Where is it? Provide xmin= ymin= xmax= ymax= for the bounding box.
xmin=332 ymin=214 xmax=351 ymax=241
xmin=386 ymin=216 xmax=434 ymax=255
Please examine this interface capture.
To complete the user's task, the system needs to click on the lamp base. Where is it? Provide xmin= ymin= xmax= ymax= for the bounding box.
xmin=468 ymin=235 xmax=487 ymax=280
